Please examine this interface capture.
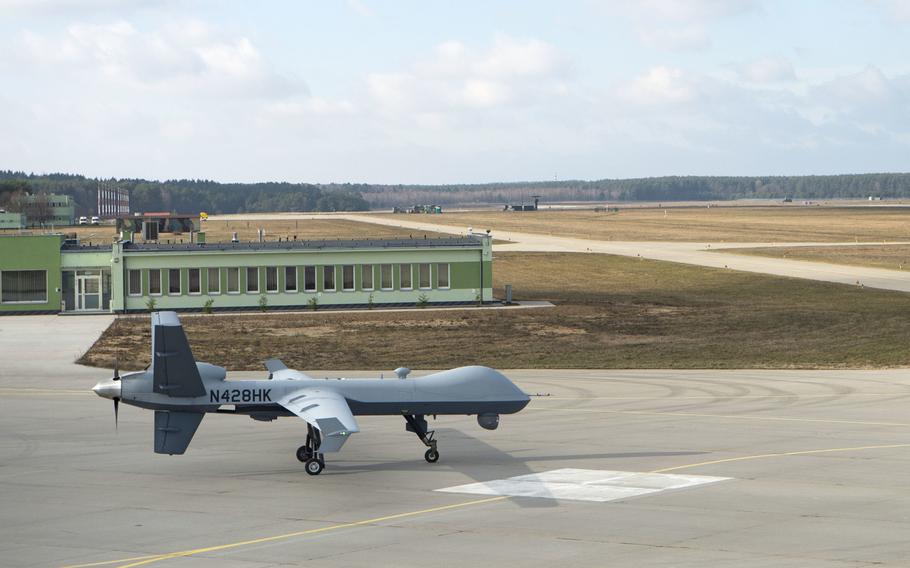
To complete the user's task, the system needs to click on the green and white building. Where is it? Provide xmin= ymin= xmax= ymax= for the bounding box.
xmin=0 ymin=234 xmax=493 ymax=314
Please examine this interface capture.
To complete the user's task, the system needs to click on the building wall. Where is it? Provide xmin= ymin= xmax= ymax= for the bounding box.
xmin=20 ymin=194 xmax=75 ymax=227
xmin=113 ymin=248 xmax=490 ymax=312
xmin=0 ymin=213 xmax=24 ymax=229
xmin=0 ymin=235 xmax=492 ymax=315
xmin=0 ymin=235 xmax=63 ymax=313
xmin=107 ymin=238 xmax=492 ymax=313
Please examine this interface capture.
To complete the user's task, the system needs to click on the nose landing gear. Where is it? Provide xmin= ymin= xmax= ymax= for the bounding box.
xmin=404 ymin=414 xmax=439 ymax=463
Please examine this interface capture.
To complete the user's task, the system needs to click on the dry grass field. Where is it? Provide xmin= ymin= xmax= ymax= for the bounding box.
xmin=718 ymin=245 xmax=910 ymax=270
xmin=391 ymin=206 xmax=910 ymax=242
xmin=0 ymin=219 xmax=446 ymax=245
xmin=80 ymin=252 xmax=910 ymax=371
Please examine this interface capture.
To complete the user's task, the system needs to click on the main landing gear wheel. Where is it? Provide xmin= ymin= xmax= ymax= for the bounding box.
xmin=296 ymin=445 xmax=313 ymax=463
xmin=404 ymin=414 xmax=440 ymax=464
xmin=305 ymin=458 xmax=324 ymax=475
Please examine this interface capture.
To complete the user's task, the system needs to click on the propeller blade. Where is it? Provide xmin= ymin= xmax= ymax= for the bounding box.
xmin=114 ymin=397 xmax=120 ymax=431
xmin=113 ymin=358 xmax=120 ymax=381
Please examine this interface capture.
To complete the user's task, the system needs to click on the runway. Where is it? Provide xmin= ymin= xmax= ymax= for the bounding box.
xmin=3 ymin=367 xmax=910 ymax=567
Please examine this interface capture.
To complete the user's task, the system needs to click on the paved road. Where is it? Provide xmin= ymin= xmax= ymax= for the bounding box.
xmin=211 ymin=212 xmax=910 ymax=293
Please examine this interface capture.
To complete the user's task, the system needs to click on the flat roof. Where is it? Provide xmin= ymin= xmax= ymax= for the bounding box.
xmin=60 ymin=236 xmax=484 ymax=254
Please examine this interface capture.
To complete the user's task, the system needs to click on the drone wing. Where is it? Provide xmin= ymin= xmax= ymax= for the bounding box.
xmin=277 ymin=387 xmax=360 ymax=453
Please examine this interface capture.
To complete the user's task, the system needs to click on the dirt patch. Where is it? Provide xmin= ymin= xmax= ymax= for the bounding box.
xmin=79 ymin=252 xmax=910 ymax=370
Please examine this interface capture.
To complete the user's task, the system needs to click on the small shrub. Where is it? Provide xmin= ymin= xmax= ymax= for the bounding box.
xmin=367 ymin=292 xmax=375 ymax=310
xmin=145 ymin=297 xmax=157 ymax=312
xmin=417 ymin=293 xmax=429 ymax=308
xmin=307 ymin=296 xmax=318 ymax=311
xmin=258 ymin=295 xmax=268 ymax=312
xmin=203 ymin=298 xmax=214 ymax=314
xmin=474 ymin=292 xmax=482 ymax=306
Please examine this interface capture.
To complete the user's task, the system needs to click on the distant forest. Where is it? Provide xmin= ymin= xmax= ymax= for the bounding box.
xmin=2 ymin=171 xmax=909 ymax=215
xmin=351 ymin=173 xmax=910 ymax=208
xmin=0 ymin=171 xmax=369 ymax=216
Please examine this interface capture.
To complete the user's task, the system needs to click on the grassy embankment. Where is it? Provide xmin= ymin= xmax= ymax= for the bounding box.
xmin=80 ymin=252 xmax=910 ymax=371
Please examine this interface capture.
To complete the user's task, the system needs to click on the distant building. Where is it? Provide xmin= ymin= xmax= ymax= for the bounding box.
xmin=0 ymin=212 xmax=25 ymax=230
xmin=97 ymin=183 xmax=130 ymax=218
xmin=116 ymin=213 xmax=201 ymax=241
xmin=11 ymin=194 xmax=76 ymax=227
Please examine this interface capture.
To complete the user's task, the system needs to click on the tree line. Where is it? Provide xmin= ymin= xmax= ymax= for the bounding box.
xmin=350 ymin=173 xmax=910 ymax=208
xmin=0 ymin=172 xmax=369 ymax=216
xmin=2 ymin=171 xmax=909 ymax=214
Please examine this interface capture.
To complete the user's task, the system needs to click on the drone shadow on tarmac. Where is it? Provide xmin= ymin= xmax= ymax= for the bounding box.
xmin=323 ymin=428 xmax=708 ymax=508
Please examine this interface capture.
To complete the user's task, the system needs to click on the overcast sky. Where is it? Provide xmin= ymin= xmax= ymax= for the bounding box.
xmin=1 ymin=0 xmax=908 ymax=184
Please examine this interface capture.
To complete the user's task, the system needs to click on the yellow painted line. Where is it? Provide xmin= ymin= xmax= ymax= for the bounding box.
xmin=61 ymin=555 xmax=161 ymax=568
xmin=527 ymin=406 xmax=910 ymax=428
xmin=61 ymin=495 xmax=508 ymax=568
xmin=651 ymin=443 xmax=910 ymax=474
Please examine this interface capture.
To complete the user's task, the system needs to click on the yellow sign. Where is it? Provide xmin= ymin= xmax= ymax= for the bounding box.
xmin=200 ymin=212 xmax=208 ymax=220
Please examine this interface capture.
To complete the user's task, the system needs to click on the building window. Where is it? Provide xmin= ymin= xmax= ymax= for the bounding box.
xmin=304 ymin=266 xmax=316 ymax=292
xmin=380 ymin=264 xmax=393 ymax=290
xmin=207 ymin=268 xmax=220 ymax=295
xmin=188 ymin=268 xmax=201 ymax=295
xmin=418 ymin=263 xmax=431 ymax=290
xmin=437 ymin=263 xmax=450 ymax=289
xmin=323 ymin=265 xmax=335 ymax=292
xmin=285 ymin=267 xmax=297 ymax=292
xmin=361 ymin=264 xmax=374 ymax=291
xmin=128 ymin=269 xmax=141 ymax=296
xmin=342 ymin=265 xmax=355 ymax=291
xmin=168 ymin=269 xmax=181 ymax=295
xmin=1 ymin=270 xmax=47 ymax=303
xmin=246 ymin=267 xmax=259 ymax=293
xmin=399 ymin=264 xmax=412 ymax=290
xmin=226 ymin=268 xmax=239 ymax=294
xmin=266 ymin=266 xmax=278 ymax=293
xmin=149 ymin=269 xmax=162 ymax=295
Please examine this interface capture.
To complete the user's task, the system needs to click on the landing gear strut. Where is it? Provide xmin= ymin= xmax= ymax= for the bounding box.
xmin=404 ymin=414 xmax=439 ymax=463
xmin=297 ymin=423 xmax=325 ymax=475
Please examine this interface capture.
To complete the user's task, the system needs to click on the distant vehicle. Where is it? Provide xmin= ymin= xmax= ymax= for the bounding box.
xmin=92 ymin=312 xmax=531 ymax=475
xmin=78 ymin=216 xmax=88 ymax=225
xmin=90 ymin=216 xmax=100 ymax=225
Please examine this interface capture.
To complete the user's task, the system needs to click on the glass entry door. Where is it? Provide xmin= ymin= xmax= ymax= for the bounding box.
xmin=76 ymin=271 xmax=102 ymax=311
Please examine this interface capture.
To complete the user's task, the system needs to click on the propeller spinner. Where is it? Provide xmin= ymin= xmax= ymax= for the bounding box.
xmin=92 ymin=360 xmax=123 ymax=430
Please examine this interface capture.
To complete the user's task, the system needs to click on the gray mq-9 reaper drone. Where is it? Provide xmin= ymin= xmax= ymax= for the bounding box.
xmin=93 ymin=312 xmax=530 ymax=475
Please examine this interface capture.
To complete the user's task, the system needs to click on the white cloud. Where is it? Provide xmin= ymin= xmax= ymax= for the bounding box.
xmin=17 ymin=20 xmax=300 ymax=97
xmin=612 ymin=0 xmax=759 ymax=51
xmin=619 ymin=66 xmax=700 ymax=105
xmin=869 ymin=0 xmax=910 ymax=23
xmin=814 ymin=65 xmax=896 ymax=107
xmin=367 ymin=35 xmax=568 ymax=114
xmin=346 ymin=0 xmax=374 ymax=18
xmin=638 ymin=26 xmax=710 ymax=51
xmin=634 ymin=0 xmax=759 ymax=20
xmin=737 ymin=56 xmax=796 ymax=83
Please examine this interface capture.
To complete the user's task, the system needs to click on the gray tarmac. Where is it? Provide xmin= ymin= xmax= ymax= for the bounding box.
xmin=3 ymin=317 xmax=910 ymax=567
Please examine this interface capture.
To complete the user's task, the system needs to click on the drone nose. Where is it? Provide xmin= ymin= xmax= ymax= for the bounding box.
xmin=92 ymin=379 xmax=121 ymax=400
